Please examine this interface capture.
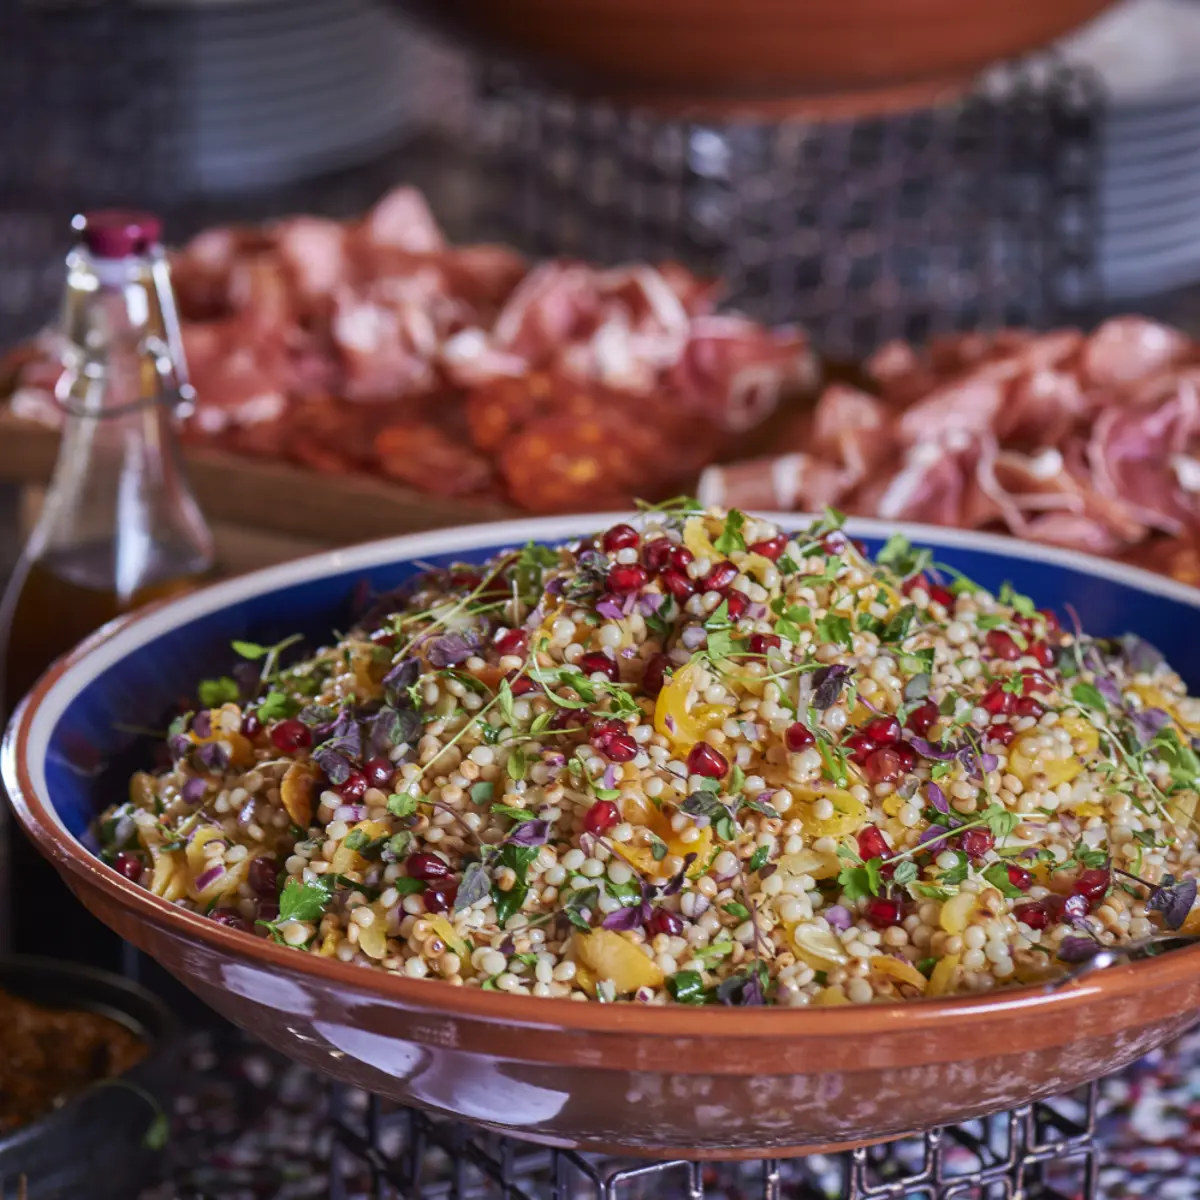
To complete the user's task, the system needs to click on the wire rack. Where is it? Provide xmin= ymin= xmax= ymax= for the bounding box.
xmin=323 ymin=1083 xmax=1098 ymax=1200
xmin=472 ymin=56 xmax=1104 ymax=358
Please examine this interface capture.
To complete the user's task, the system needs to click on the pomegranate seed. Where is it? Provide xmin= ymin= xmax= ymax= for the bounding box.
xmin=1030 ymin=640 xmax=1055 ymax=668
xmin=901 ymin=573 xmax=930 ymax=597
xmin=1015 ymin=696 xmax=1045 ymax=719
xmin=862 ymin=715 xmax=901 ymax=745
xmin=211 ymin=911 xmax=249 ymax=931
xmin=641 ymin=653 xmax=669 ymax=697
xmin=1014 ymin=901 xmax=1049 ymax=930
xmin=906 ymin=700 xmax=939 ymax=737
xmin=659 ymin=567 xmax=695 ymax=601
xmin=863 ymin=746 xmax=907 ymax=784
xmin=406 ymin=852 xmax=450 ymax=881
xmin=843 ymin=731 xmax=877 ymax=765
xmin=687 ymin=742 xmax=728 ymax=778
xmin=1006 ymin=865 xmax=1034 ymax=891
xmin=785 ymin=722 xmax=815 ymax=752
xmin=370 ymin=626 xmax=396 ymax=646
xmin=602 ymin=523 xmax=640 ymax=553
xmin=424 ymin=883 xmax=458 ymax=914
xmin=748 ymin=632 xmax=781 ymax=655
xmin=981 ymin=684 xmax=1015 ymax=716
xmin=494 ymin=628 xmax=529 ymax=657
xmin=579 ymin=651 xmax=620 ymax=682
xmin=701 ymin=562 xmax=738 ymax=593
xmin=989 ymin=724 xmax=1017 ymax=746
xmin=864 ymin=897 xmax=902 ymax=927
xmin=270 ymin=719 xmax=311 ymax=752
xmin=584 ymin=800 xmax=620 ymax=835
xmin=337 ymin=771 xmax=368 ymax=801
xmin=857 ymin=825 xmax=891 ymax=861
xmin=1073 ymin=867 xmax=1111 ymax=907
xmin=1046 ymin=892 xmax=1089 ymax=924
xmin=643 ymin=538 xmax=674 ymax=573
xmin=113 ymin=851 xmax=143 ymax=882
xmin=1020 ymin=670 xmax=1050 ymax=695
xmin=929 ymin=586 xmax=955 ymax=609
xmin=607 ymin=563 xmax=648 ymax=595
xmin=240 ymin=712 xmax=262 ymax=739
xmin=724 ymin=589 xmax=749 ymax=621
xmin=986 ymin=630 xmax=1022 ymax=661
xmin=589 ymin=718 xmax=625 ymax=750
xmin=821 ymin=532 xmax=848 ymax=553
xmin=894 ymin=745 xmax=917 ymax=772
xmin=748 ymin=535 xmax=787 ymax=561
xmin=604 ymin=731 xmax=639 ymax=762
xmin=647 ymin=908 xmax=684 ymax=937
xmin=363 ymin=757 xmax=394 ymax=789
xmin=256 ymin=900 xmax=279 ymax=925
xmin=248 ymin=856 xmax=278 ymax=897
xmin=450 ymin=571 xmax=482 ymax=589
xmin=1039 ymin=607 xmax=1061 ymax=634
xmin=669 ymin=546 xmax=695 ymax=571
xmin=959 ymin=828 xmax=994 ymax=859
xmin=504 ymin=671 xmax=536 ymax=696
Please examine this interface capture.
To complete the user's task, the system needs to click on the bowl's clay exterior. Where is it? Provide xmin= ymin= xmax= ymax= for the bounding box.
xmin=8 ymin=515 xmax=1200 ymax=1156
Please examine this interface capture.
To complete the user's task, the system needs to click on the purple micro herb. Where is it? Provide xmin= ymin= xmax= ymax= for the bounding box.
xmin=426 ymin=631 xmax=478 ymax=669
xmin=313 ymin=747 xmax=353 ymax=786
xmin=812 ymin=664 xmax=850 ymax=710
xmin=909 ymin=737 xmax=957 ymax=761
xmin=190 ymin=710 xmax=213 ymax=739
xmin=195 ymin=742 xmax=229 ymax=772
xmin=594 ymin=595 xmax=623 ymax=620
xmin=1147 ymin=875 xmax=1198 ymax=931
xmin=926 ymin=782 xmax=950 ymax=813
xmin=1130 ymin=707 xmax=1171 ymax=747
xmin=181 ymin=776 xmax=208 ymax=805
xmin=506 ymin=820 xmax=550 ymax=847
xmin=1056 ymin=936 xmax=1104 ymax=964
xmin=601 ymin=906 xmax=644 ymax=931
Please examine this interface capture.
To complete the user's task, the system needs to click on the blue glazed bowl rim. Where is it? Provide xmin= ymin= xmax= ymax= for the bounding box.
xmin=7 ymin=511 xmax=1200 ymax=1034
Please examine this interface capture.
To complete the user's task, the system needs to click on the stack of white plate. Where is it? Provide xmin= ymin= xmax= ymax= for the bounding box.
xmin=1060 ymin=0 xmax=1200 ymax=299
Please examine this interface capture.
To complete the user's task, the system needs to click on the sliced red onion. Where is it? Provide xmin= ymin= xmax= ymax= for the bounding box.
xmin=191 ymin=710 xmax=213 ymax=739
xmin=926 ymin=782 xmax=949 ymax=813
xmin=621 ymin=591 xmax=638 ymax=617
xmin=825 ymin=905 xmax=853 ymax=931
xmin=194 ymin=863 xmax=226 ymax=892
xmin=664 ymin=714 xmax=677 ymax=734
xmin=601 ymin=905 xmax=644 ymax=931
xmin=634 ymin=986 xmax=655 ymax=1003
xmin=681 ymin=625 xmax=707 ymax=650
xmin=542 ymin=752 xmax=566 ymax=767
xmin=333 ymin=804 xmax=367 ymax=823
xmin=237 ymin=797 xmax=258 ymax=827
xmin=668 ymin=646 xmax=693 ymax=666
xmin=620 ymin=646 xmax=638 ymax=659
xmin=746 ymin=602 xmax=767 ymax=620
xmin=595 ymin=595 xmax=624 ymax=620
xmin=602 ymin=763 xmax=618 ymax=790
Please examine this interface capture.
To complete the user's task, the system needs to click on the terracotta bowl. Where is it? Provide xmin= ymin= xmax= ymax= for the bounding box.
xmin=6 ymin=515 xmax=1200 ymax=1158
xmin=396 ymin=0 xmax=1117 ymax=116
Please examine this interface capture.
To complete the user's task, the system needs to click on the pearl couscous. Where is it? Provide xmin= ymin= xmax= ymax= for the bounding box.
xmin=99 ymin=505 xmax=1200 ymax=1005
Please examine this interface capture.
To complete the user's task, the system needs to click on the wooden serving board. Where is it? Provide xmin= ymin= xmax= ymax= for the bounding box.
xmin=0 ymin=412 xmax=516 ymax=549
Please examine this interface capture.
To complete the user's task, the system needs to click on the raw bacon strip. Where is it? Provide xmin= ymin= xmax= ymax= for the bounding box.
xmin=811 ymin=384 xmax=891 ymax=486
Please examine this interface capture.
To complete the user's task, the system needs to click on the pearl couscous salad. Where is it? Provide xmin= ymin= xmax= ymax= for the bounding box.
xmin=99 ymin=505 xmax=1200 ymax=1005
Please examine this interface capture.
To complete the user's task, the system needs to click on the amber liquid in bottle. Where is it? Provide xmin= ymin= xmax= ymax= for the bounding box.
xmin=0 ymin=213 xmax=214 ymax=965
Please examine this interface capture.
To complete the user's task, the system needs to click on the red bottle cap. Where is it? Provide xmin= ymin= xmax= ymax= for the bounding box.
xmin=75 ymin=211 xmax=163 ymax=259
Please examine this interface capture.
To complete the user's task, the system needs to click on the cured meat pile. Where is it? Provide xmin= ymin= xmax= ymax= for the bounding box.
xmin=699 ymin=317 xmax=1200 ymax=574
xmin=2 ymin=187 xmax=815 ymax=513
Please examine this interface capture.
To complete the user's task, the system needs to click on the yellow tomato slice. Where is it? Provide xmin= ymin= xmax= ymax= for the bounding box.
xmin=573 ymin=930 xmax=665 ymax=995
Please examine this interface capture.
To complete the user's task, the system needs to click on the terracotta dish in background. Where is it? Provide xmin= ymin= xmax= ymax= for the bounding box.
xmin=6 ymin=515 xmax=1200 ymax=1158
xmin=393 ymin=0 xmax=1116 ymax=116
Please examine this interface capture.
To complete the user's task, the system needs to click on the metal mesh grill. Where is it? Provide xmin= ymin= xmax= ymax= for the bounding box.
xmin=323 ymin=1085 xmax=1099 ymax=1200
xmin=473 ymin=58 xmax=1104 ymax=359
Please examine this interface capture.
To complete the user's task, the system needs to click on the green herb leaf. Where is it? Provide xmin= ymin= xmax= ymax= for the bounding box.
xmin=343 ymin=829 xmax=369 ymax=852
xmin=469 ymin=781 xmax=494 ymax=805
xmin=1071 ymin=682 xmax=1108 ymax=711
xmin=197 ymin=676 xmax=239 ymax=707
xmin=891 ymin=859 xmax=918 ymax=885
xmin=669 ymin=970 xmax=708 ymax=1004
xmin=496 ymin=678 xmax=516 ymax=726
xmin=723 ymin=901 xmax=751 ymax=920
xmin=277 ymin=876 xmax=335 ymax=924
xmin=507 ymin=747 xmax=527 ymax=782
xmin=838 ymin=857 xmax=883 ymax=901
xmin=713 ymin=509 xmax=747 ymax=556
xmin=911 ymin=883 xmax=954 ymax=900
xmin=880 ymin=604 xmax=917 ymax=644
xmin=492 ymin=803 xmax=538 ymax=821
xmin=816 ymin=612 xmax=853 ymax=649
xmin=649 ymin=833 xmax=668 ymax=861
xmin=231 ymin=640 xmax=270 ymax=660
xmin=776 ymin=554 xmax=800 ymax=576
xmin=982 ymin=862 xmax=1026 ymax=898
xmin=748 ymin=845 xmax=770 ymax=872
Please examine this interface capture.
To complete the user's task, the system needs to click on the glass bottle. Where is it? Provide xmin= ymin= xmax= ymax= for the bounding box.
xmin=0 ymin=211 xmax=215 ymax=961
